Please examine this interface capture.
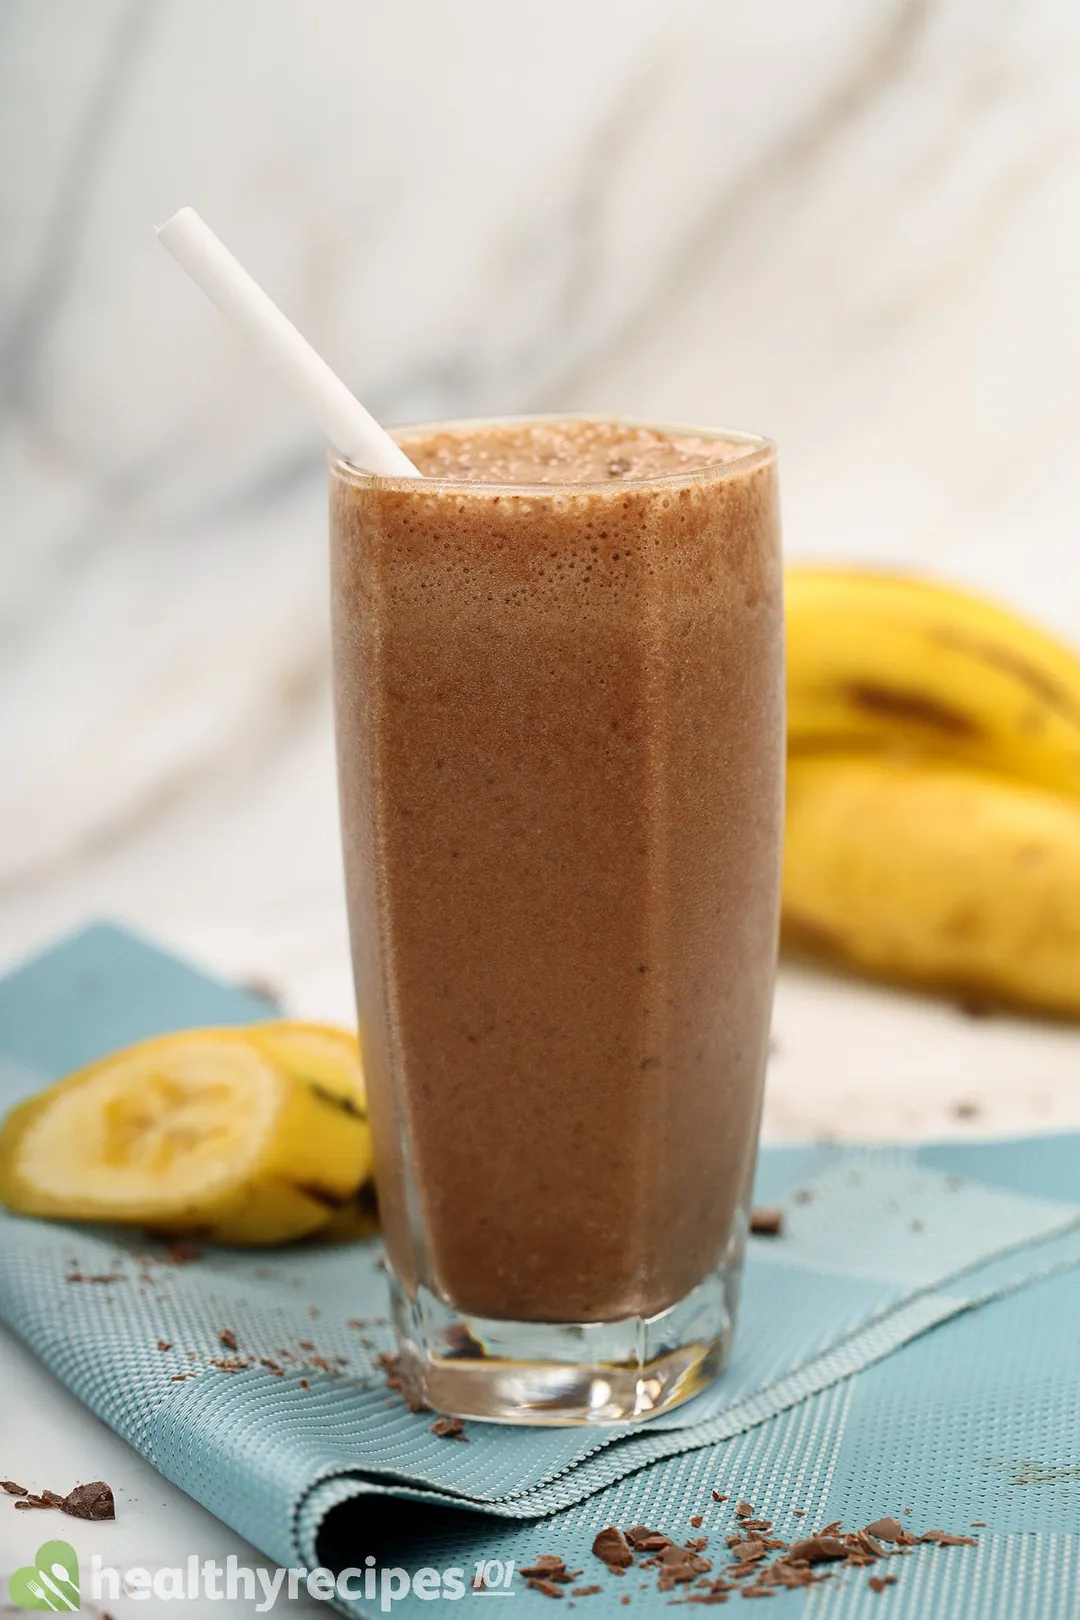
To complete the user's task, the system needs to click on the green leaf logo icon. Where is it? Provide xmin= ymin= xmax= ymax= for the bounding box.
xmin=8 ymin=1540 xmax=80 ymax=1610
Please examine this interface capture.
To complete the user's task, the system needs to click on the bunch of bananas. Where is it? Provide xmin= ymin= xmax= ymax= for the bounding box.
xmin=0 ymin=1022 xmax=377 ymax=1245
xmin=784 ymin=567 xmax=1080 ymax=1018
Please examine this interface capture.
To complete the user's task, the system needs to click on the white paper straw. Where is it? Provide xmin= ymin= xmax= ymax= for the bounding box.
xmin=157 ymin=207 xmax=420 ymax=477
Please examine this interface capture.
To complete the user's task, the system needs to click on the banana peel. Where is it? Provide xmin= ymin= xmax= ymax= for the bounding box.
xmin=786 ymin=567 xmax=1080 ymax=799
xmin=783 ymin=752 xmax=1080 ymax=1019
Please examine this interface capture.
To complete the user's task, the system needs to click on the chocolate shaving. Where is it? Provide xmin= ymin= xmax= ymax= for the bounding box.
xmin=376 ymin=1351 xmax=429 ymax=1412
xmin=1 ymin=1482 xmax=27 ymax=1496
xmin=785 ymin=1537 xmax=847 ymax=1565
xmin=63 ymin=1480 xmax=115 ymax=1521
xmin=626 ymin=1527 xmax=671 ymax=1551
xmin=534 ymin=1508 xmax=977 ymax=1607
xmin=690 ymin=1515 xmax=704 ymax=1529
xmin=728 ymin=1542 xmax=766 ymax=1564
xmin=593 ymin=1527 xmax=634 ymax=1570
xmin=749 ymin=1208 xmax=784 ymax=1237
xmin=430 ymin=1415 xmax=468 ymax=1441
xmin=521 ymin=1557 xmax=571 ymax=1579
xmin=526 ymin=1577 xmax=565 ymax=1598
xmin=218 ymin=1328 xmax=238 ymax=1351
xmin=571 ymin=1587 xmax=602 ymax=1597
xmin=864 ymin=1517 xmax=905 ymax=1543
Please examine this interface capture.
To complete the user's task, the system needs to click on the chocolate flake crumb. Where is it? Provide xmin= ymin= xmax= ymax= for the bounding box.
xmin=712 ymin=1492 xmax=728 ymax=1503
xmin=749 ymin=1208 xmax=784 ymax=1237
xmin=571 ymin=1587 xmax=602 ymax=1597
xmin=1 ymin=1482 xmax=27 ymax=1496
xmin=627 ymin=1527 xmax=671 ymax=1552
xmin=527 ymin=1577 xmax=566 ymax=1598
xmin=548 ymin=1507 xmax=976 ymax=1606
xmin=430 ymin=1415 xmax=468 ymax=1441
xmin=218 ymin=1328 xmax=238 ymax=1351
xmin=864 ymin=1518 xmax=905 ymax=1543
xmin=156 ymin=1339 xmax=172 ymax=1351
xmin=690 ymin=1516 xmax=704 ymax=1529
xmin=63 ymin=1481 xmax=116 ymax=1521
xmin=376 ymin=1351 xmax=430 ymax=1412
xmin=593 ymin=1527 xmax=634 ymax=1570
xmin=785 ymin=1538 xmax=847 ymax=1565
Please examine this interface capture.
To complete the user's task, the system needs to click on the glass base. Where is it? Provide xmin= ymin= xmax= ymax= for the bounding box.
xmin=388 ymin=1264 xmax=738 ymax=1425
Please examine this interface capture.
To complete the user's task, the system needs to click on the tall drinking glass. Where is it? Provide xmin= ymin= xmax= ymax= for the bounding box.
xmin=330 ymin=416 xmax=783 ymax=1424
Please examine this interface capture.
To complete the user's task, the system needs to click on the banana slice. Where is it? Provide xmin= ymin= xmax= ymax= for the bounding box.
xmin=0 ymin=1026 xmax=372 ymax=1245
xmin=249 ymin=1021 xmax=367 ymax=1115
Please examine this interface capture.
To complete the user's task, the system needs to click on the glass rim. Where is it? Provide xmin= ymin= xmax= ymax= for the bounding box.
xmin=329 ymin=412 xmax=775 ymax=496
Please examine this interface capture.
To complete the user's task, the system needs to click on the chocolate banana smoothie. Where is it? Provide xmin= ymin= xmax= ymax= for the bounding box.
xmin=331 ymin=416 xmax=783 ymax=1418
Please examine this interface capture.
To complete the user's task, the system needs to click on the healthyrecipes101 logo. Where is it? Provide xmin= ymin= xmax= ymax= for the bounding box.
xmin=8 ymin=1546 xmax=518 ymax=1610
xmin=8 ymin=1540 xmax=80 ymax=1610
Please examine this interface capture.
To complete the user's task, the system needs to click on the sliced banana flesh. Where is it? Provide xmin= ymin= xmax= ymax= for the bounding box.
xmin=0 ymin=1024 xmax=373 ymax=1246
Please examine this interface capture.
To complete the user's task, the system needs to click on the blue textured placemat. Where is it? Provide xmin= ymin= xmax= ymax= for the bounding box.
xmin=1 ymin=924 xmax=1079 ymax=1618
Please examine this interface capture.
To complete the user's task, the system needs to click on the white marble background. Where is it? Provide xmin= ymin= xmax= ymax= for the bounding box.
xmin=2 ymin=0 xmax=1080 ymax=1139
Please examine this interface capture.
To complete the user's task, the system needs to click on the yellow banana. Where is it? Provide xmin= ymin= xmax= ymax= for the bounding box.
xmin=0 ymin=1024 xmax=372 ymax=1245
xmin=786 ymin=567 xmax=1080 ymax=797
xmin=783 ymin=753 xmax=1080 ymax=1019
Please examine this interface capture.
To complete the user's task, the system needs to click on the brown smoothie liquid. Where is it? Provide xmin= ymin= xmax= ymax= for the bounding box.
xmin=331 ymin=418 xmax=783 ymax=1324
